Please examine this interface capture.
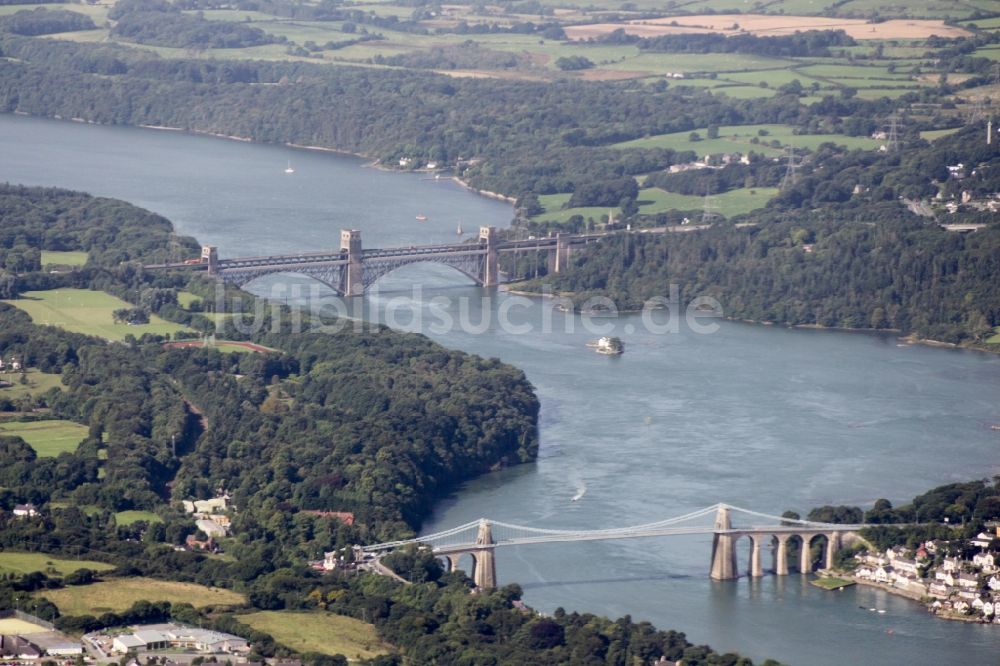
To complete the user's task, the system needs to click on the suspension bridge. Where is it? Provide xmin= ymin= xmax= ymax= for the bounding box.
xmin=361 ymin=503 xmax=867 ymax=589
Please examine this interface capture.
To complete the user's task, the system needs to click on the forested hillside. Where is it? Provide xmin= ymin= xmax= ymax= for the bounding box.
xmin=0 ymin=32 xmax=896 ymax=201
xmin=524 ymin=125 xmax=1000 ymax=345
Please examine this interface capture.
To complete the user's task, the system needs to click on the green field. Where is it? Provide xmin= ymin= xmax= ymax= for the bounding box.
xmin=811 ymin=576 xmax=857 ymax=590
xmin=241 ymin=611 xmax=391 ymax=660
xmin=0 ymin=552 xmax=115 ymax=577
xmin=987 ymin=326 xmax=1000 ymax=345
xmin=0 ymin=420 xmax=88 ymax=457
xmin=114 ymin=510 xmax=163 ymax=525
xmin=41 ymin=250 xmax=88 ymax=267
xmin=920 ymin=128 xmax=962 ymax=142
xmin=39 ymin=577 xmax=246 ymax=615
xmin=0 ymin=369 xmax=63 ymax=400
xmin=533 ymin=186 xmax=777 ymax=223
xmin=613 ymin=124 xmax=880 ymax=155
xmin=176 ymin=291 xmax=201 ymax=309
xmin=2 ymin=289 xmax=192 ymax=341
xmin=637 ymin=186 xmax=779 ymax=218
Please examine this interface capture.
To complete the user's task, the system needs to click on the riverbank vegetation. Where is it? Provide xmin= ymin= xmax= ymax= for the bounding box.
xmin=519 ymin=124 xmax=1000 ymax=345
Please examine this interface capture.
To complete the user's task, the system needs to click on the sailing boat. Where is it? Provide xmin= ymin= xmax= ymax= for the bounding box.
xmin=456 ymin=223 xmax=463 ymax=236
xmin=284 ymin=161 xmax=295 ymax=174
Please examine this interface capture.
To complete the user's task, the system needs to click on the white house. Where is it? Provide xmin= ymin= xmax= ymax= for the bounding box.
xmin=973 ymin=552 xmax=996 ymax=572
xmin=987 ymin=575 xmax=1000 ymax=591
xmin=971 ymin=532 xmax=994 ymax=549
xmin=935 ymin=570 xmax=955 ymax=586
xmin=957 ymin=572 xmax=980 ymax=589
xmin=13 ymin=504 xmax=38 ymax=518
xmin=929 ymin=582 xmax=952 ymax=598
xmin=873 ymin=566 xmax=890 ymax=584
xmin=984 ymin=601 xmax=995 ymax=617
xmin=942 ymin=556 xmax=961 ymax=572
xmin=892 ymin=557 xmax=919 ymax=576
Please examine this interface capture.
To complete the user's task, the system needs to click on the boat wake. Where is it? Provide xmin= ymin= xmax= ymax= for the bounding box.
xmin=571 ymin=481 xmax=587 ymax=503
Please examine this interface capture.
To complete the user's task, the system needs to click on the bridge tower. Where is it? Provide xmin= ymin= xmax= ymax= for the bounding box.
xmin=545 ymin=234 xmax=572 ymax=274
xmin=201 ymin=246 xmax=219 ymax=276
xmin=709 ymin=505 xmax=738 ymax=581
xmin=479 ymin=227 xmax=499 ymax=287
xmin=473 ymin=519 xmax=497 ymax=590
xmin=341 ymin=229 xmax=363 ymax=296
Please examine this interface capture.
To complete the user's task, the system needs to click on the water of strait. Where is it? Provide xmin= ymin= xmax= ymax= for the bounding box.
xmin=4 ymin=114 xmax=1000 ymax=665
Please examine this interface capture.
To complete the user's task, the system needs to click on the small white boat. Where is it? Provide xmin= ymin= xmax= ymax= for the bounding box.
xmin=456 ymin=223 xmax=463 ymax=236
xmin=284 ymin=161 xmax=295 ymax=174
xmin=416 ymin=214 xmax=428 ymax=222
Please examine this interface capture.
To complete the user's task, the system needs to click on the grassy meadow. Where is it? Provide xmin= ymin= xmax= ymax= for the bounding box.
xmin=0 ymin=420 xmax=88 ymax=457
xmin=40 ymin=250 xmax=88 ymax=267
xmin=0 ymin=369 xmax=63 ymax=400
xmin=241 ymin=611 xmax=391 ymax=660
xmin=613 ymin=123 xmax=881 ymax=155
xmin=532 ymin=185 xmax=778 ymax=223
xmin=39 ymin=577 xmax=246 ymax=615
xmin=114 ymin=510 xmax=163 ymax=525
xmin=2 ymin=289 xmax=192 ymax=341
xmin=0 ymin=552 xmax=115 ymax=577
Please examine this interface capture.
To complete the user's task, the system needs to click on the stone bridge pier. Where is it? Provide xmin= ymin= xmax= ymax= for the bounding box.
xmin=440 ymin=519 xmax=497 ymax=590
xmin=710 ymin=506 xmax=848 ymax=580
xmin=341 ymin=229 xmax=363 ymax=296
xmin=545 ymin=234 xmax=571 ymax=274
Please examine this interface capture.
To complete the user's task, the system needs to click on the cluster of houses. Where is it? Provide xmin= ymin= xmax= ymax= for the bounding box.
xmin=181 ymin=495 xmax=232 ymax=550
xmin=852 ymin=527 xmax=1000 ymax=622
xmin=667 ymin=152 xmax=750 ymax=174
xmin=0 ymin=356 xmax=21 ymax=373
xmin=397 ymin=158 xmax=439 ymax=170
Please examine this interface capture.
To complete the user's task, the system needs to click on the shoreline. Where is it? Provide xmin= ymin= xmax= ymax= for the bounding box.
xmin=850 ymin=577 xmax=996 ymax=624
xmin=8 ymin=111 xmax=517 ymax=209
xmin=500 ymin=285 xmax=998 ymax=354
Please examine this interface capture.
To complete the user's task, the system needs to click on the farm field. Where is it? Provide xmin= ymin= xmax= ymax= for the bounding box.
xmin=40 ymin=251 xmax=88 ymax=267
xmin=563 ymin=15 xmax=971 ymax=41
xmin=0 ymin=419 xmax=88 ymax=457
xmin=241 ymin=611 xmax=391 ymax=660
xmin=39 ymin=578 xmax=246 ymax=615
xmin=163 ymin=340 xmax=275 ymax=353
xmin=0 ymin=552 xmax=115 ymax=577
xmin=2 ymin=289 xmax=192 ymax=341
xmin=612 ymin=124 xmax=880 ymax=154
xmin=637 ymin=186 xmax=779 ymax=218
xmin=532 ymin=186 xmax=778 ymax=223
xmin=921 ymin=128 xmax=962 ymax=142
xmin=28 ymin=4 xmax=954 ymax=96
xmin=508 ymin=0 xmax=993 ymax=17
